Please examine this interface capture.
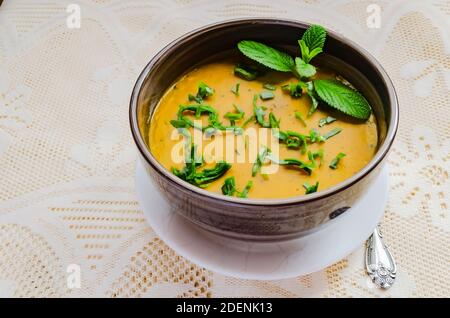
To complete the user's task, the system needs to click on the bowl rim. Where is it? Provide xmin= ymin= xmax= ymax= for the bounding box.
xmin=129 ymin=18 xmax=399 ymax=206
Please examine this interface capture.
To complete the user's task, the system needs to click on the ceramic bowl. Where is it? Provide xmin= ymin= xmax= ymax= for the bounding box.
xmin=129 ymin=18 xmax=398 ymax=241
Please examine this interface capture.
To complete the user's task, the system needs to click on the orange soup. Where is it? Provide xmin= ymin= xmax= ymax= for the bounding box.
xmin=149 ymin=59 xmax=377 ymax=199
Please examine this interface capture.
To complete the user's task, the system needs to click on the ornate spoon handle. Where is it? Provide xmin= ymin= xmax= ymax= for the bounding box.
xmin=365 ymin=225 xmax=397 ymax=289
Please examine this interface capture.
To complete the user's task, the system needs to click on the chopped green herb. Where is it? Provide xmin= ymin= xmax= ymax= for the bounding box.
xmin=188 ymin=82 xmax=214 ymax=103
xmin=295 ymin=111 xmax=307 ymax=127
xmin=224 ymin=104 xmax=245 ymax=125
xmin=254 ymin=107 xmax=269 ymax=127
xmin=234 ymin=65 xmax=258 ymax=81
xmin=329 ymin=152 xmax=346 ymax=169
xmin=275 ymin=130 xmax=308 ymax=153
xmin=169 ymin=119 xmax=189 ymax=128
xmin=221 ymin=177 xmax=237 ymax=196
xmin=172 ymin=144 xmax=231 ymax=187
xmin=193 ymin=162 xmax=231 ymax=186
xmin=269 ymin=112 xmax=280 ymax=129
xmin=253 ymin=95 xmax=270 ymax=128
xmin=260 ymin=90 xmax=275 ymax=100
xmin=276 ymin=158 xmax=313 ymax=175
xmin=282 ymin=82 xmax=303 ymax=98
xmin=233 ymin=104 xmax=244 ymax=114
xmin=318 ymin=116 xmax=336 ymax=127
xmin=308 ymin=128 xmax=325 ymax=143
xmin=231 ymin=82 xmax=240 ymax=96
xmin=306 ymin=81 xmax=319 ymax=117
xmin=252 ymin=147 xmax=270 ymax=177
xmin=303 ymin=181 xmax=319 ymax=194
xmin=176 ymin=104 xmax=225 ymax=131
xmin=308 ymin=149 xmax=324 ymax=167
xmin=172 ymin=145 xmax=230 ymax=187
xmin=237 ymin=180 xmax=253 ymax=198
xmin=242 ymin=115 xmax=255 ymax=128
xmin=224 ymin=112 xmax=244 ymax=122
xmin=261 ymin=173 xmax=269 ymax=181
xmin=322 ymin=127 xmax=342 ymax=140
xmin=263 ymin=83 xmax=277 ymax=90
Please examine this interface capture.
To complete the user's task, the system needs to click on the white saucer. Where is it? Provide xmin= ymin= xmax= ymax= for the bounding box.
xmin=136 ymin=160 xmax=388 ymax=280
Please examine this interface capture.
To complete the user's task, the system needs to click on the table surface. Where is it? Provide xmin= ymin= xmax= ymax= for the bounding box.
xmin=0 ymin=0 xmax=448 ymax=298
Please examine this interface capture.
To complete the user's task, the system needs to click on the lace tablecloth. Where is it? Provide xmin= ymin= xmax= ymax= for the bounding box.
xmin=0 ymin=0 xmax=448 ymax=298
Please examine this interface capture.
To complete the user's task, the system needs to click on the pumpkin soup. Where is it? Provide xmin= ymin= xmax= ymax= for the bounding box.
xmin=148 ymin=24 xmax=378 ymax=199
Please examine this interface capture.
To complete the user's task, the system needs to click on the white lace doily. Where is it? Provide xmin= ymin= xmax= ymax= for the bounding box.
xmin=0 ymin=0 xmax=448 ymax=297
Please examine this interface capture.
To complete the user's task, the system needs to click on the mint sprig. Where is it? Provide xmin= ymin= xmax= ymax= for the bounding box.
xmin=236 ymin=24 xmax=372 ymax=120
xmin=313 ymin=79 xmax=372 ymax=120
xmin=237 ymin=25 xmax=325 ymax=78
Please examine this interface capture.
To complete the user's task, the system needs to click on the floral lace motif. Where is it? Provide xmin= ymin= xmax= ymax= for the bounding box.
xmin=0 ymin=0 xmax=448 ymax=297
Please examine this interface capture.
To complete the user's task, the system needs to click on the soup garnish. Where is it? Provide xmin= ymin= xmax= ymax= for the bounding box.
xmin=149 ymin=24 xmax=378 ymax=199
xmin=237 ymin=25 xmax=372 ymax=119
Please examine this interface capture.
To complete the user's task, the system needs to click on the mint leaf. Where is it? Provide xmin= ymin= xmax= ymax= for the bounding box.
xmin=308 ymin=47 xmax=323 ymax=61
xmin=238 ymin=41 xmax=294 ymax=72
xmin=295 ymin=57 xmax=316 ymax=78
xmin=302 ymin=25 xmax=326 ymax=52
xmin=299 ymin=25 xmax=326 ymax=63
xmin=313 ymin=79 xmax=372 ymax=119
xmin=298 ymin=40 xmax=310 ymax=63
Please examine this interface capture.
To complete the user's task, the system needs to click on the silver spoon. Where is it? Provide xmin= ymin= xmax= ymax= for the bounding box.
xmin=365 ymin=225 xmax=397 ymax=289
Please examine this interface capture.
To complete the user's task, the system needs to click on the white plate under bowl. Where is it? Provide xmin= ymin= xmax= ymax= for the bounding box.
xmin=136 ymin=160 xmax=388 ymax=280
